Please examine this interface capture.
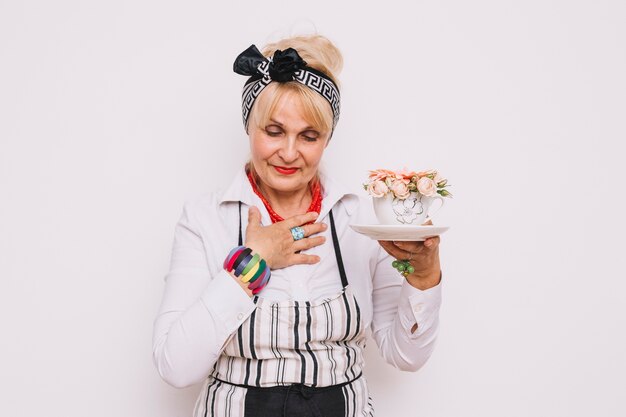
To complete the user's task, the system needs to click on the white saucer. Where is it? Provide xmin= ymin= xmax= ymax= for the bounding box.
xmin=349 ymin=224 xmax=450 ymax=241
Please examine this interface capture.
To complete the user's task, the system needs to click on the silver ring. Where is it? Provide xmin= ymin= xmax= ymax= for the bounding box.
xmin=290 ymin=226 xmax=305 ymax=241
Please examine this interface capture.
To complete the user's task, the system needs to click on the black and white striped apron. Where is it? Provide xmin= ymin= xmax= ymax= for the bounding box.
xmin=193 ymin=207 xmax=374 ymax=417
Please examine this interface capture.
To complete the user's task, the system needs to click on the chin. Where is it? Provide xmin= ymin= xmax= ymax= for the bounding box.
xmin=261 ymin=170 xmax=310 ymax=192
xmin=267 ymin=177 xmax=306 ymax=193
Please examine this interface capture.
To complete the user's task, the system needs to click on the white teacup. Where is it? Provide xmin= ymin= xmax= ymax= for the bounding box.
xmin=373 ymin=192 xmax=445 ymax=225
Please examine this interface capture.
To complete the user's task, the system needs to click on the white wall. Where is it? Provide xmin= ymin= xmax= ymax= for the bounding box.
xmin=2 ymin=1 xmax=625 ymax=416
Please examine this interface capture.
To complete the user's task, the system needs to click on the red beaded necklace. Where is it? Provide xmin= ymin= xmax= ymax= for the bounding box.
xmin=246 ymin=169 xmax=323 ymax=224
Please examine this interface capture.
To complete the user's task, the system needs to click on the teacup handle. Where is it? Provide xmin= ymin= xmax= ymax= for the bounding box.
xmin=425 ymin=195 xmax=445 ymax=223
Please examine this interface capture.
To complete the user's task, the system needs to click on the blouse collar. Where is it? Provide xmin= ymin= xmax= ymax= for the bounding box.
xmin=218 ymin=166 xmax=359 ymax=220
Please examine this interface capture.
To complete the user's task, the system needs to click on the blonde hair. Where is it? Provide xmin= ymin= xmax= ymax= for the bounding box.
xmin=247 ymin=34 xmax=343 ymax=136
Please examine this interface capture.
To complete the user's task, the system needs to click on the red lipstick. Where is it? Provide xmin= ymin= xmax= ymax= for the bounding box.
xmin=274 ymin=166 xmax=298 ymax=175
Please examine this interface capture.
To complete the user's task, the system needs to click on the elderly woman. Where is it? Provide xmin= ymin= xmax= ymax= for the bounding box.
xmin=152 ymin=34 xmax=443 ymax=417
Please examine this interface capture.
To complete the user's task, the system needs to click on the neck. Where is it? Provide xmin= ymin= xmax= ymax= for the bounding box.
xmin=257 ymin=182 xmax=311 ymax=218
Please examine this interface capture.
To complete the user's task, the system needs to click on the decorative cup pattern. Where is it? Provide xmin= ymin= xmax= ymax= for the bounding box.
xmin=363 ymin=168 xmax=452 ymax=225
xmin=373 ymin=192 xmax=445 ymax=225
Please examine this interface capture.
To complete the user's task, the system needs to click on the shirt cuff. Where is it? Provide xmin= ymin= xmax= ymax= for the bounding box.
xmin=397 ymin=273 xmax=443 ymax=338
xmin=199 ymin=269 xmax=257 ymax=335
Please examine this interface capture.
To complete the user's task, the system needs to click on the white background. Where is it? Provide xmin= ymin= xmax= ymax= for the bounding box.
xmin=1 ymin=1 xmax=625 ymax=416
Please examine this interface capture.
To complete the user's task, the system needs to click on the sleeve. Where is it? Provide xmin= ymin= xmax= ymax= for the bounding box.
xmin=370 ymin=244 xmax=442 ymax=372
xmin=152 ymin=200 xmax=256 ymax=388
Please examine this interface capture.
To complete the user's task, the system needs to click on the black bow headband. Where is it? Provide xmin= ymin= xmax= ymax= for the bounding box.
xmin=233 ymin=45 xmax=341 ymax=133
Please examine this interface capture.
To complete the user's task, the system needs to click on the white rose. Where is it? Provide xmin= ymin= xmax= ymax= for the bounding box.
xmin=417 ymin=177 xmax=437 ymax=197
xmin=433 ymin=171 xmax=447 ymax=187
xmin=368 ymin=180 xmax=389 ymax=198
xmin=391 ymin=180 xmax=411 ymax=199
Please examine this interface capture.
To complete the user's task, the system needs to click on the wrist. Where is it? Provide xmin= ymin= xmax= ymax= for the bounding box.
xmin=244 ymin=241 xmax=271 ymax=268
xmin=406 ymin=268 xmax=442 ymax=290
xmin=224 ymin=246 xmax=272 ymax=295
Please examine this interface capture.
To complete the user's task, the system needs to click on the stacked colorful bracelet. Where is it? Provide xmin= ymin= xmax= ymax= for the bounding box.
xmin=223 ymin=246 xmax=271 ymax=295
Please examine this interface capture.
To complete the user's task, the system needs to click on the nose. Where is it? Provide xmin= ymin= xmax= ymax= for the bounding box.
xmin=277 ymin=136 xmax=299 ymax=163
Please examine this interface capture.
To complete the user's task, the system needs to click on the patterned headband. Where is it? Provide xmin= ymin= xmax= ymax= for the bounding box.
xmin=233 ymin=45 xmax=341 ymax=133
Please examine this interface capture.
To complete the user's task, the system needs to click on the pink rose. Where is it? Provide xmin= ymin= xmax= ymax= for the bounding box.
xmin=391 ymin=180 xmax=411 ymax=199
xmin=416 ymin=169 xmax=436 ymax=178
xmin=367 ymin=169 xmax=392 ymax=182
xmin=417 ymin=176 xmax=437 ymax=197
xmin=399 ymin=167 xmax=418 ymax=180
xmin=368 ymin=169 xmax=384 ymax=181
xmin=368 ymin=180 xmax=389 ymax=197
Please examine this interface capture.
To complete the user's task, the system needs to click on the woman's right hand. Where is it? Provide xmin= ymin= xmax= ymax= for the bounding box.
xmin=244 ymin=206 xmax=327 ymax=270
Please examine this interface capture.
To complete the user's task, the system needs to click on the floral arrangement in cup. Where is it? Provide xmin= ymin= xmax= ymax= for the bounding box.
xmin=363 ymin=168 xmax=453 ymax=199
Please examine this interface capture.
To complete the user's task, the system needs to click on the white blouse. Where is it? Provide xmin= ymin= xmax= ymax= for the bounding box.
xmin=152 ymin=168 xmax=443 ymax=388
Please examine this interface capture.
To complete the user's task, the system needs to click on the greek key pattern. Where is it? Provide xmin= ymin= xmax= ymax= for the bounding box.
xmin=241 ymin=77 xmax=271 ymax=129
xmin=294 ymin=69 xmax=340 ymax=128
xmin=241 ymin=61 xmax=340 ymax=131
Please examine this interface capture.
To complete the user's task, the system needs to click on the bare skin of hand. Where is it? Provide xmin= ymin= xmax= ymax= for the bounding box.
xmin=244 ymin=206 xmax=327 ymax=270
xmin=377 ymin=219 xmax=442 ymax=291
xmin=228 ymin=207 xmax=327 ymax=297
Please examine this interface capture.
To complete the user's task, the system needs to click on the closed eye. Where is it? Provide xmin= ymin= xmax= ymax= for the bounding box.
xmin=264 ymin=125 xmax=283 ymax=137
xmin=302 ymin=130 xmax=320 ymax=142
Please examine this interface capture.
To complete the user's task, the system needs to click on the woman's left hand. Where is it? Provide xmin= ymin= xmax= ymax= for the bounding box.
xmin=377 ymin=220 xmax=442 ymax=290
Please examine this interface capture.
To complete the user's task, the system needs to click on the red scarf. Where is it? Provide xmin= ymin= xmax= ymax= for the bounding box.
xmin=246 ymin=169 xmax=323 ymax=224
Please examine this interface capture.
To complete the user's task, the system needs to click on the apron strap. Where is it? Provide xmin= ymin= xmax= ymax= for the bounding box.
xmin=329 ymin=210 xmax=349 ymax=289
xmin=238 ymin=201 xmax=243 ymax=246
xmin=237 ymin=203 xmax=349 ymax=288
